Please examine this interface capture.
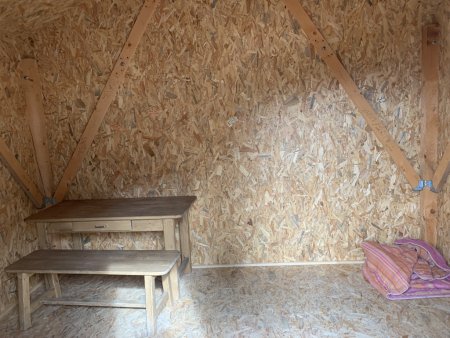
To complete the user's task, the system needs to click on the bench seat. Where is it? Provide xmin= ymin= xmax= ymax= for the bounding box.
xmin=6 ymin=250 xmax=180 ymax=335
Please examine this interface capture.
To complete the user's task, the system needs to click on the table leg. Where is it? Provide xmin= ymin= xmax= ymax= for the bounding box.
xmin=72 ymin=233 xmax=83 ymax=249
xmin=50 ymin=274 xmax=61 ymax=298
xmin=37 ymin=224 xmax=52 ymax=290
xmin=163 ymin=219 xmax=176 ymax=250
xmin=179 ymin=211 xmax=192 ymax=273
xmin=144 ymin=275 xmax=156 ymax=335
xmin=17 ymin=273 xmax=31 ymax=330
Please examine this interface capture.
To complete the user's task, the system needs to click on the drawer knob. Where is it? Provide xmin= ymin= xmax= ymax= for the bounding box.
xmin=95 ymin=225 xmax=106 ymax=229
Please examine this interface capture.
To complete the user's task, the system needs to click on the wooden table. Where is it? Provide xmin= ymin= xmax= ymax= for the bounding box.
xmin=25 ymin=196 xmax=196 ymax=273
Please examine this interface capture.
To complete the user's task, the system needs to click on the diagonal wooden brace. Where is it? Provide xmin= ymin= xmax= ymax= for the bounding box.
xmin=282 ymin=0 xmax=420 ymax=188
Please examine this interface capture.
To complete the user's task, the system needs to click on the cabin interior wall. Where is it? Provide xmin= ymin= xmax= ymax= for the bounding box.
xmin=0 ymin=0 xmax=448 ymax=315
xmin=436 ymin=5 xmax=450 ymax=261
xmin=0 ymin=36 xmax=42 ymax=314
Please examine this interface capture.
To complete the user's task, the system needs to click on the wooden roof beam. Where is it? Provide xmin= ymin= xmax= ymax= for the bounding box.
xmin=19 ymin=59 xmax=54 ymax=199
xmin=53 ymin=0 xmax=161 ymax=202
xmin=0 ymin=138 xmax=44 ymax=208
xmin=282 ymin=0 xmax=420 ymax=188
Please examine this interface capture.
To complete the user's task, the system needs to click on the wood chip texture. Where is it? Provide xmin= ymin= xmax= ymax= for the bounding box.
xmin=0 ymin=266 xmax=449 ymax=337
xmin=0 ymin=0 xmax=449 ymax=314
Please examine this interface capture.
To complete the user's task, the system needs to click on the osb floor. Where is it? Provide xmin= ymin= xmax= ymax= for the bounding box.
xmin=1 ymin=265 xmax=449 ymax=337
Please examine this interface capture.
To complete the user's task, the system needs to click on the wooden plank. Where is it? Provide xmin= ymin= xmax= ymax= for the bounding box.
xmin=42 ymin=299 xmax=145 ymax=308
xmin=26 ymin=197 xmax=195 ymax=222
xmin=5 ymin=250 xmax=180 ymax=276
xmin=17 ymin=273 xmax=31 ymax=330
xmin=282 ymin=0 xmax=420 ymax=188
xmin=26 ymin=196 xmax=196 ymax=223
xmin=53 ymin=0 xmax=161 ymax=202
xmin=144 ymin=275 xmax=157 ymax=335
xmin=433 ymin=143 xmax=450 ymax=192
xmin=0 ymin=138 xmax=44 ymax=208
xmin=420 ymin=24 xmax=440 ymax=246
xmin=18 ymin=59 xmax=53 ymax=198
xmin=155 ymin=291 xmax=169 ymax=316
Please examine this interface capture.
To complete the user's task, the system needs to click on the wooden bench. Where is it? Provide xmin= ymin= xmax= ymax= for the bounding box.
xmin=6 ymin=249 xmax=180 ymax=335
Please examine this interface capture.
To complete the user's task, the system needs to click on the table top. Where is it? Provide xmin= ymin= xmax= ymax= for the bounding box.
xmin=26 ymin=196 xmax=197 ymax=222
xmin=6 ymin=250 xmax=180 ymax=276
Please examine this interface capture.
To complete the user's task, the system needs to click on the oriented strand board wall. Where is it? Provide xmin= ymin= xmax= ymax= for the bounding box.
xmin=437 ymin=3 xmax=450 ymax=262
xmin=28 ymin=0 xmax=429 ymax=264
xmin=0 ymin=43 xmax=41 ymax=313
xmin=0 ymin=1 xmax=448 ymax=298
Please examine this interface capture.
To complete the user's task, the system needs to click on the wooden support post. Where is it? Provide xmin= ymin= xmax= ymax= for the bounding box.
xmin=17 ymin=273 xmax=31 ymax=330
xmin=433 ymin=142 xmax=450 ymax=192
xmin=53 ymin=0 xmax=161 ymax=202
xmin=0 ymin=138 xmax=44 ymax=208
xmin=282 ymin=0 xmax=420 ymax=188
xmin=18 ymin=59 xmax=54 ymax=199
xmin=420 ymin=24 xmax=440 ymax=246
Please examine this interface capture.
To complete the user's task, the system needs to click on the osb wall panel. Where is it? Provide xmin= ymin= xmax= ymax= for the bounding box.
xmin=0 ymin=39 xmax=42 ymax=313
xmin=437 ymin=2 xmax=450 ymax=262
xmin=26 ymin=0 xmax=430 ymax=264
xmin=2 ymin=0 xmax=445 ymax=268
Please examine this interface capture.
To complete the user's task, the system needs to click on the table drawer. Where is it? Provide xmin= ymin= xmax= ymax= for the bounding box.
xmin=132 ymin=219 xmax=163 ymax=231
xmin=47 ymin=222 xmax=73 ymax=233
xmin=72 ymin=220 xmax=132 ymax=232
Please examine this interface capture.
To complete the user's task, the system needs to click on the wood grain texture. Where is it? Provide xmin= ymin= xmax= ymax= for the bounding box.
xmin=282 ymin=0 xmax=420 ymax=188
xmin=42 ymin=299 xmax=145 ymax=308
xmin=163 ymin=219 xmax=176 ymax=250
xmin=0 ymin=138 xmax=44 ymax=208
xmin=179 ymin=211 xmax=192 ymax=273
xmin=26 ymin=196 xmax=196 ymax=222
xmin=144 ymin=275 xmax=156 ymax=335
xmin=50 ymin=273 xmax=61 ymax=298
xmin=53 ymin=0 xmax=161 ymax=202
xmin=433 ymin=143 xmax=450 ymax=192
xmin=420 ymin=24 xmax=440 ymax=245
xmin=6 ymin=250 xmax=180 ymax=276
xmin=18 ymin=58 xmax=54 ymax=198
xmin=17 ymin=273 xmax=31 ymax=330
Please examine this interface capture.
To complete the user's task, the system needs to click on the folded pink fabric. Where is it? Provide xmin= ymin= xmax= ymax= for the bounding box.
xmin=361 ymin=238 xmax=450 ymax=300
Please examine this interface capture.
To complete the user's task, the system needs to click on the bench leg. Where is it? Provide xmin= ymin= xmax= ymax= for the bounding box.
xmin=17 ymin=273 xmax=31 ymax=330
xmin=162 ymin=264 xmax=180 ymax=306
xmin=50 ymin=274 xmax=61 ymax=298
xmin=162 ymin=272 xmax=173 ymax=306
xmin=144 ymin=275 xmax=156 ymax=335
